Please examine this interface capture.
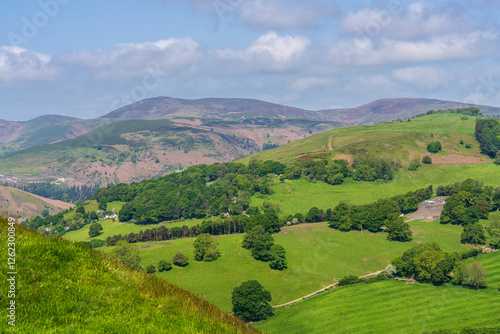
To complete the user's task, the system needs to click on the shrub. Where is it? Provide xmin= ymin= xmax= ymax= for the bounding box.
xmin=452 ymin=261 xmax=487 ymax=289
xmin=465 ymin=143 xmax=472 ymax=148
xmin=385 ymin=265 xmax=397 ymax=278
xmin=173 ymin=252 xmax=189 ymax=267
xmin=460 ymin=139 xmax=464 ymax=145
xmin=146 ymin=264 xmax=156 ymax=274
xmin=338 ymin=275 xmax=361 ymax=286
xmin=157 ymin=260 xmax=172 ymax=272
xmin=422 ymin=156 xmax=432 ymax=164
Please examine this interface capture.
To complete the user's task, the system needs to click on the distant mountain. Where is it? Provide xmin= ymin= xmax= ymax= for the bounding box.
xmin=103 ymin=96 xmax=325 ymax=120
xmin=1 ymin=96 xmax=499 ymax=189
xmin=0 ymin=185 xmax=74 ymax=219
xmin=319 ymin=98 xmax=500 ymax=125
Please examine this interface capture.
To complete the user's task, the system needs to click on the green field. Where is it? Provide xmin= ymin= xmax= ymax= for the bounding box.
xmin=255 ymin=280 xmax=500 ymax=334
xmin=467 ymin=251 xmax=500 ymax=290
xmin=64 ymin=218 xmax=204 ymax=242
xmin=250 ymin=163 xmax=500 ymax=216
xmin=100 ymin=220 xmax=468 ymax=312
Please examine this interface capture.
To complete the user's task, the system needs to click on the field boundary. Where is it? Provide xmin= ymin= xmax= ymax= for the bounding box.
xmin=273 ymin=270 xmax=384 ymax=308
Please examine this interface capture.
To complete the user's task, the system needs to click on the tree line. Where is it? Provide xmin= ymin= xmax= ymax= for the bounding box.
xmin=1 ymin=181 xmax=100 ymax=203
xmin=475 ymin=118 xmax=500 ymax=160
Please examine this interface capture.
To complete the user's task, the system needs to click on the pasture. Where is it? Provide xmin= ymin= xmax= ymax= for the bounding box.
xmin=256 ymin=280 xmax=500 ymax=334
xmin=100 ymin=220 xmax=468 ymax=312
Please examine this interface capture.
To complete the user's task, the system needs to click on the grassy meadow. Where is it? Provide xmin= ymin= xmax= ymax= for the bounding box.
xmin=250 ymin=163 xmax=500 ymax=216
xmin=100 ymin=220 xmax=468 ymax=312
xmin=255 ymin=280 xmax=500 ymax=334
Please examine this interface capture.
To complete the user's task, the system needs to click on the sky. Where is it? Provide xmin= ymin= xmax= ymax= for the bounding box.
xmin=1 ymin=0 xmax=500 ymax=121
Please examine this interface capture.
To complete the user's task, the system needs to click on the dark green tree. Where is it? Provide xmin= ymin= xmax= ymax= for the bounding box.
xmin=385 ymin=216 xmax=412 ymax=242
xmin=242 ymin=225 xmax=266 ymax=249
xmin=88 ymin=223 xmax=103 ymax=237
xmin=193 ymin=233 xmax=219 ymax=261
xmin=251 ymin=235 xmax=274 ymax=261
xmin=173 ymin=252 xmax=189 ymax=267
xmin=461 ymin=223 xmax=486 ymax=245
xmin=422 ymin=156 xmax=432 ymax=164
xmin=305 ymin=207 xmax=322 ymax=223
xmin=76 ymin=206 xmax=85 ymax=214
xmin=145 ymin=264 xmax=156 ymax=274
xmin=157 ymin=260 xmax=172 ymax=272
xmin=232 ymin=280 xmax=274 ymax=322
xmin=269 ymin=244 xmax=287 ymax=270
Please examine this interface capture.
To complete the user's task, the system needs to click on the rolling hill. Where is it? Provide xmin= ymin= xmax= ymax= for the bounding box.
xmin=0 ymin=185 xmax=73 ymax=219
xmin=0 ymin=217 xmax=260 ymax=333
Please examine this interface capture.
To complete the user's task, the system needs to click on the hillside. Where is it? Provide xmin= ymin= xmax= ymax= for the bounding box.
xmin=237 ymin=112 xmax=488 ymax=166
xmin=0 ymin=119 xmax=263 ymax=187
xmin=0 ymin=217 xmax=259 ymax=333
xmin=0 ymin=185 xmax=73 ymax=219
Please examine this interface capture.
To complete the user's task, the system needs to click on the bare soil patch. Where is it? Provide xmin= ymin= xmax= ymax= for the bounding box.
xmin=407 ymin=197 xmax=447 ymax=221
xmin=431 ymin=154 xmax=486 ymax=164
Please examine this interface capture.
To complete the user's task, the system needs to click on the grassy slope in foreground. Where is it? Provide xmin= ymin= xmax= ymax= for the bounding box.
xmin=100 ymin=220 xmax=468 ymax=312
xmin=255 ymin=280 xmax=500 ymax=334
xmin=0 ymin=218 xmax=259 ymax=334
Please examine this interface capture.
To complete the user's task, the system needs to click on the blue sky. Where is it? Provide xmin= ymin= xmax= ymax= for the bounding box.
xmin=1 ymin=0 xmax=500 ymax=121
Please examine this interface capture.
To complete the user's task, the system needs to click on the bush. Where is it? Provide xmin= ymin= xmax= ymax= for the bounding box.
xmin=460 ymin=139 xmax=464 ymax=145
xmin=384 ymin=264 xmax=397 ymax=278
xmin=338 ymin=275 xmax=361 ymax=286
xmin=173 ymin=252 xmax=189 ymax=267
xmin=193 ymin=234 xmax=219 ymax=262
xmin=145 ymin=264 xmax=156 ymax=274
xmin=427 ymin=141 xmax=442 ymax=153
xmin=422 ymin=156 xmax=432 ymax=164
xmin=452 ymin=261 xmax=487 ymax=289
xmin=157 ymin=260 xmax=172 ymax=272
xmin=460 ymin=248 xmax=483 ymax=260
xmin=408 ymin=159 xmax=421 ymax=171
xmin=465 ymin=143 xmax=472 ymax=148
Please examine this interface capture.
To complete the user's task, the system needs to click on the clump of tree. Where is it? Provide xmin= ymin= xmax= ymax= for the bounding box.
xmin=391 ymin=242 xmax=458 ymax=284
xmin=232 ymin=280 xmax=274 ymax=322
xmin=408 ymin=159 xmax=421 ymax=171
xmin=488 ymin=216 xmax=500 ymax=249
xmin=88 ymin=222 xmax=103 ymax=237
xmin=475 ymin=118 xmax=500 ymax=158
xmin=425 ymin=107 xmax=482 ymax=117
xmin=452 ymin=261 xmax=487 ymax=289
xmin=173 ymin=252 xmax=189 ymax=267
xmin=439 ymin=181 xmax=497 ymax=229
xmin=94 ymin=160 xmax=285 ymax=224
xmin=352 ymin=155 xmax=397 ymax=181
xmin=384 ymin=214 xmax=412 ymax=242
xmin=328 ymin=187 xmax=431 ymax=233
xmin=242 ymin=226 xmax=287 ymax=270
xmin=337 ymin=275 xmax=362 ymax=286
xmin=460 ymin=223 xmax=486 ymax=245
xmin=280 ymin=159 xmax=349 ymax=185
xmin=427 ymin=141 xmax=442 ymax=153
xmin=193 ymin=234 xmax=219 ymax=261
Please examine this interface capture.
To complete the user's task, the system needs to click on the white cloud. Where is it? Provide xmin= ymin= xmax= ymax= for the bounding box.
xmin=392 ymin=66 xmax=448 ymax=90
xmin=335 ymin=31 xmax=499 ymax=66
xmin=215 ymin=31 xmax=311 ymax=71
xmin=58 ymin=38 xmax=202 ymax=80
xmin=341 ymin=2 xmax=476 ymax=41
xmin=0 ymin=46 xmax=58 ymax=84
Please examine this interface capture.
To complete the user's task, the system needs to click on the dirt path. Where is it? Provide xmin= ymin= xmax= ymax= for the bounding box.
xmin=273 ymin=270 xmax=384 ymax=308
